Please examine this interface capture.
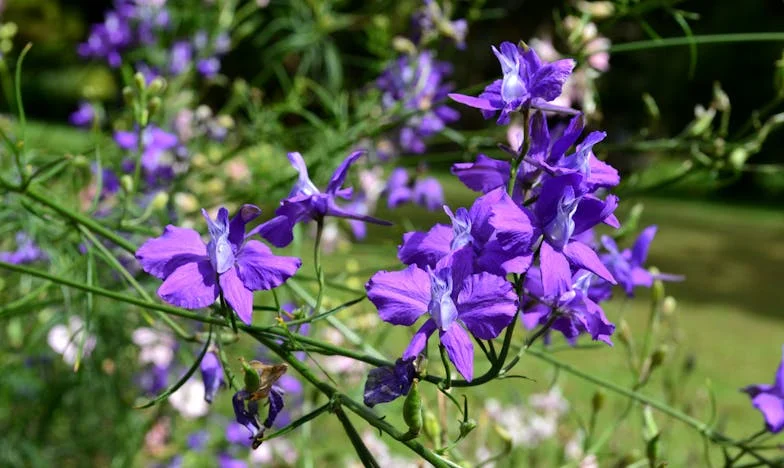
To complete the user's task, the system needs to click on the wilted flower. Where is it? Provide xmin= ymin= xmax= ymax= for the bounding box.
xmin=201 ymin=351 xmax=224 ymax=403
xmin=363 ymin=359 xmax=416 ymax=407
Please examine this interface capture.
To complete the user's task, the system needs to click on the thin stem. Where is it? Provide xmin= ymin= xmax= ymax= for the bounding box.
xmin=607 ymin=32 xmax=784 ymax=54
xmin=439 ymin=344 xmax=452 ymax=389
xmin=313 ymin=217 xmax=326 ymax=316
xmin=500 ymin=311 xmax=559 ymax=374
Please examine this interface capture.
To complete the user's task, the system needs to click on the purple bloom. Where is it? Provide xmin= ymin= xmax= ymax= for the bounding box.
xmin=170 ymin=41 xmax=193 ymax=75
xmin=137 ymin=363 xmax=169 ymax=394
xmin=398 ymin=188 xmax=532 ymax=276
xmin=187 ymin=430 xmax=210 ymax=450
xmin=218 ymin=453 xmax=247 ymax=468
xmin=201 ymin=351 xmax=224 ymax=403
xmin=599 ymin=226 xmax=683 ymax=297
xmin=197 ymin=58 xmax=221 ymax=77
xmin=232 ymin=386 xmax=286 ymax=441
xmin=384 ymin=168 xmax=443 ymax=211
xmin=0 ymin=233 xmax=47 ymax=265
xmin=136 ymin=204 xmax=302 ymax=324
xmin=69 ymin=101 xmax=96 ymax=128
xmin=743 ymin=346 xmax=784 ymax=433
xmin=253 ymin=152 xmax=391 ymax=248
xmin=522 ymin=268 xmax=615 ymax=345
xmin=449 ymin=42 xmax=576 ymax=124
xmin=363 ymin=359 xmax=416 ymax=407
xmin=490 ymin=174 xmax=618 ymax=297
xmin=366 ymin=256 xmax=518 ymax=381
xmin=114 ymin=125 xmax=180 ymax=183
xmin=377 ymin=51 xmax=459 ymax=154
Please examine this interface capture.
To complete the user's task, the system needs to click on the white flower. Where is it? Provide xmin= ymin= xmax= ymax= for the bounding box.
xmin=47 ymin=316 xmax=96 ymax=365
xmin=168 ymin=379 xmax=209 ymax=419
xmin=132 ymin=327 xmax=175 ymax=368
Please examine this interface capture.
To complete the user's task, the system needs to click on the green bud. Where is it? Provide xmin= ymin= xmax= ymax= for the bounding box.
xmin=650 ymin=345 xmax=669 ymax=369
xmin=122 ymin=86 xmax=135 ymax=106
xmin=133 ymin=72 xmax=146 ymax=91
xmin=150 ymin=191 xmax=169 ymax=211
xmin=139 ymin=109 xmax=150 ymax=127
xmin=729 ymin=147 xmax=750 ymax=171
xmin=72 ymin=154 xmax=90 ymax=168
xmin=147 ymin=77 xmax=166 ymax=95
xmin=618 ymin=319 xmax=633 ymax=347
xmin=241 ymin=358 xmax=261 ymax=393
xmin=712 ymin=82 xmax=730 ymax=112
xmin=392 ymin=36 xmax=417 ymax=55
xmin=459 ymin=418 xmax=477 ymax=438
xmin=147 ymin=97 xmax=162 ymax=117
xmin=0 ymin=22 xmax=18 ymax=39
xmin=649 ymin=268 xmax=664 ymax=303
xmin=576 ymin=1 xmax=615 ymax=18
xmin=642 ymin=93 xmax=660 ymax=121
xmin=403 ymin=380 xmax=423 ymax=435
xmin=422 ymin=410 xmax=441 ymax=446
xmin=591 ymin=390 xmax=605 ymax=412
xmin=662 ymin=296 xmax=677 ymax=317
xmin=689 ymin=105 xmax=716 ymax=137
xmin=120 ymin=175 xmax=134 ymax=194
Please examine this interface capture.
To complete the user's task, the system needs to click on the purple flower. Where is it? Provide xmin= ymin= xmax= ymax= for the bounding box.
xmin=218 ymin=453 xmax=247 ymax=468
xmin=490 ymin=174 xmax=618 ymax=297
xmin=599 ymin=226 xmax=683 ymax=297
xmin=398 ymin=188 xmax=532 ymax=276
xmin=377 ymin=51 xmax=459 ymax=154
xmin=201 ymin=351 xmax=224 ymax=403
xmin=522 ymin=268 xmax=615 ymax=345
xmin=136 ymin=204 xmax=302 ymax=324
xmin=366 ymin=256 xmax=518 ymax=381
xmin=69 ymin=101 xmax=96 ymax=128
xmin=170 ymin=41 xmax=193 ymax=75
xmin=78 ymin=10 xmax=133 ymax=67
xmin=363 ymin=359 xmax=416 ymax=407
xmin=197 ymin=58 xmax=221 ymax=77
xmin=114 ymin=125 xmax=180 ymax=183
xmin=232 ymin=386 xmax=286 ymax=441
xmin=743 ymin=346 xmax=784 ymax=433
xmin=253 ymin=152 xmax=391 ymax=248
xmin=187 ymin=430 xmax=210 ymax=450
xmin=0 ymin=233 xmax=47 ymax=265
xmin=449 ymin=42 xmax=576 ymax=124
xmin=384 ymin=168 xmax=443 ymax=211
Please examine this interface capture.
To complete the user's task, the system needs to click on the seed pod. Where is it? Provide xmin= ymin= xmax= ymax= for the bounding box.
xmin=459 ymin=418 xmax=477 ymax=438
xmin=403 ymin=380 xmax=423 ymax=435
xmin=592 ymin=390 xmax=605 ymax=412
xmin=650 ymin=345 xmax=669 ymax=369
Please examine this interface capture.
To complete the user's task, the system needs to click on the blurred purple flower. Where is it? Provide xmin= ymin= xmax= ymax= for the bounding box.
xmin=136 ymin=205 xmax=301 ymax=323
xmin=201 ymin=351 xmax=224 ymax=403
xmin=114 ymin=125 xmax=179 ymax=183
xmin=170 ymin=41 xmax=193 ymax=75
xmin=0 ymin=233 xmax=47 ymax=265
xmin=363 ymin=358 xmax=416 ymax=407
xmin=69 ymin=101 xmax=96 ymax=128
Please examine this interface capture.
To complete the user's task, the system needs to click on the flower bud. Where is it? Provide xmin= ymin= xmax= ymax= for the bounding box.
xmin=577 ymin=1 xmax=615 ymax=18
xmin=122 ymin=86 xmax=135 ymax=106
xmin=403 ymin=380 xmax=423 ymax=435
xmin=459 ymin=418 xmax=477 ymax=438
xmin=617 ymin=319 xmax=633 ymax=347
xmin=392 ymin=36 xmax=416 ymax=55
xmin=662 ymin=296 xmax=677 ymax=317
xmin=729 ymin=147 xmax=749 ymax=171
xmin=147 ymin=97 xmax=162 ymax=117
xmin=423 ymin=410 xmax=441 ymax=446
xmin=712 ymin=82 xmax=730 ymax=112
xmin=148 ymin=77 xmax=167 ymax=95
xmin=649 ymin=268 xmax=664 ymax=302
xmin=150 ymin=191 xmax=169 ymax=211
xmin=139 ymin=109 xmax=150 ymax=127
xmin=591 ymin=390 xmax=605 ymax=412
xmin=133 ymin=72 xmax=147 ymax=90
xmin=650 ymin=345 xmax=669 ymax=370
xmin=120 ymin=175 xmax=134 ymax=193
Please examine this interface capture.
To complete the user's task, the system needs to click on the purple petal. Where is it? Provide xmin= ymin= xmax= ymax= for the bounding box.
xmin=220 ymin=266 xmax=254 ymax=324
xmin=403 ymin=319 xmax=437 ymax=360
xmin=235 ymin=240 xmax=301 ymax=291
xmin=326 ymin=199 xmax=392 ymax=225
xmin=631 ymin=225 xmax=657 ymax=266
xmin=158 ymin=259 xmax=219 ymax=309
xmin=136 ymin=226 xmax=208 ymax=280
xmin=363 ymin=359 xmax=416 ymax=407
xmin=326 ymin=151 xmax=363 ymax=195
xmin=550 ymin=114 xmax=584 ymax=161
xmin=489 ymin=191 xmax=534 ymax=255
xmin=228 ymin=204 xmax=262 ymax=249
xmin=751 ymin=392 xmax=784 ymax=433
xmin=263 ymin=386 xmax=285 ymax=428
xmin=440 ymin=325 xmax=474 ymax=381
xmin=398 ymin=224 xmax=452 ymax=269
xmin=529 ymin=58 xmax=575 ymax=102
xmin=457 ymin=273 xmax=517 ymax=339
xmin=448 ymin=93 xmax=498 ymax=111
xmin=573 ymin=194 xmax=619 ymax=235
xmin=451 ymin=154 xmax=510 ymax=194
xmin=114 ymin=130 xmax=138 ymax=150
xmin=201 ymin=351 xmax=224 ymax=403
xmin=540 ymin=242 xmax=572 ymax=297
xmin=563 ymin=242 xmax=616 ymax=284
xmin=366 ymin=265 xmax=430 ymax=326
xmin=251 ymin=214 xmax=297 ymax=248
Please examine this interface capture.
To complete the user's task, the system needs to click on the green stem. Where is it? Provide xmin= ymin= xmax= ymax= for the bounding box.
xmin=608 ymin=32 xmax=784 ymax=54
xmin=22 ymin=187 xmax=138 ymax=254
xmin=313 ymin=218 xmax=326 ymax=316
xmin=334 ymin=405 xmax=381 ymax=468
xmin=439 ymin=344 xmax=452 ymax=389
xmin=527 ymin=348 xmax=775 ymax=465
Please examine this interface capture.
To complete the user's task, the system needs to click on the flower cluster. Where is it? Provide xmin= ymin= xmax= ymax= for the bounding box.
xmin=365 ymin=40 xmax=675 ymax=398
xmin=78 ymin=0 xmax=170 ymax=68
